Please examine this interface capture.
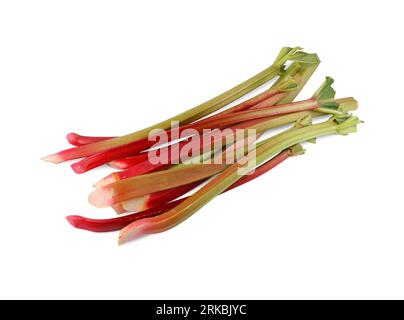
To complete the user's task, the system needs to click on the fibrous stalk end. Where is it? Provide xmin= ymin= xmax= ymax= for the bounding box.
xmin=88 ymin=187 xmax=114 ymax=208
xmin=71 ymin=162 xmax=87 ymax=174
xmin=277 ymin=77 xmax=298 ymax=92
xmin=112 ymin=203 xmax=126 ymax=214
xmin=335 ymin=97 xmax=358 ymax=111
xmin=41 ymin=153 xmax=64 ymax=164
xmin=289 ymin=144 xmax=305 ymax=156
xmin=121 ymin=196 xmax=149 ymax=213
xmin=118 ymin=218 xmax=151 ymax=245
xmin=335 ymin=116 xmax=361 ymax=135
xmin=274 ymin=47 xmax=318 ymax=67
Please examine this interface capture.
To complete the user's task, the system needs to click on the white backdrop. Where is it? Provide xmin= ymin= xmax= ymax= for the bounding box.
xmin=1 ymin=0 xmax=403 ymax=299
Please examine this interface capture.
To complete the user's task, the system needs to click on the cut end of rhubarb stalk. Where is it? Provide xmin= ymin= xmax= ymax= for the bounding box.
xmin=89 ymin=187 xmax=114 ymax=208
xmin=290 ymin=53 xmax=320 ymax=65
xmin=289 ymin=144 xmax=305 ymax=156
xmin=275 ymin=47 xmax=319 ymax=67
xmin=66 ymin=215 xmax=81 ymax=228
xmin=93 ymin=173 xmax=119 ymax=188
xmin=335 ymin=116 xmax=361 ymax=135
xmin=71 ymin=162 xmax=87 ymax=174
xmin=294 ymin=115 xmax=312 ymax=128
xmin=274 ymin=47 xmax=300 ymax=66
xmin=41 ymin=153 xmax=64 ymax=164
xmin=277 ymin=77 xmax=298 ymax=92
xmin=118 ymin=221 xmax=147 ymax=245
xmin=120 ymin=195 xmax=149 ymax=213
xmin=335 ymin=97 xmax=358 ymax=112
xmin=274 ymin=47 xmax=318 ymax=70
xmin=111 ymin=203 xmax=126 ymax=214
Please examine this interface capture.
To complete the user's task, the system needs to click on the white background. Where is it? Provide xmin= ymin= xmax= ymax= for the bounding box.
xmin=1 ymin=0 xmax=403 ymax=299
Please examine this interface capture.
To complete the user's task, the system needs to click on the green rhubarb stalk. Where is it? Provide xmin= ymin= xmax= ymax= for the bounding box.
xmin=118 ymin=116 xmax=360 ymax=244
xmin=43 ymin=47 xmax=318 ymax=163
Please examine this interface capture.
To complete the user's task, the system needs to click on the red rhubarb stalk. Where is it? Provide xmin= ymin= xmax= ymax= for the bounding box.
xmin=67 ymin=200 xmax=182 ymax=232
xmin=66 ymin=133 xmax=113 ymax=147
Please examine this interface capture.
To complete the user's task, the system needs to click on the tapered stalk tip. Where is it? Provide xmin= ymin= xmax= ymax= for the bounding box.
xmin=117 ymin=235 xmax=127 ymax=246
xmin=118 ymin=221 xmax=148 ymax=245
xmin=118 ymin=232 xmax=132 ymax=246
xmin=41 ymin=154 xmax=64 ymax=163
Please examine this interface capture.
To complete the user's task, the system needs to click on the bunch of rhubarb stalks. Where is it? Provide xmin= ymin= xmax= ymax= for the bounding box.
xmin=42 ymin=47 xmax=360 ymax=245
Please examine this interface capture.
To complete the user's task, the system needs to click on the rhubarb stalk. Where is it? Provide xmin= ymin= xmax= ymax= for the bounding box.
xmin=118 ymin=116 xmax=360 ymax=244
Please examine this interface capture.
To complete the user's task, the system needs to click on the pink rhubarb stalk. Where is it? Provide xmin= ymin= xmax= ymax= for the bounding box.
xmin=89 ymin=163 xmax=229 ymax=208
